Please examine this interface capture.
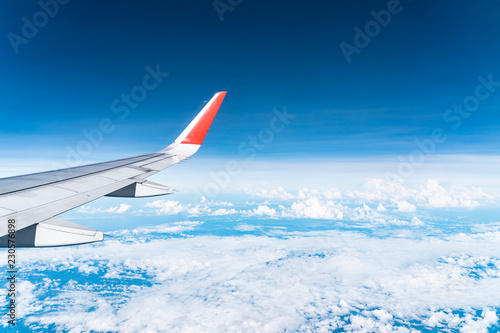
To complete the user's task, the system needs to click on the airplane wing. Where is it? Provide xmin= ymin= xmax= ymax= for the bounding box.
xmin=0 ymin=91 xmax=227 ymax=247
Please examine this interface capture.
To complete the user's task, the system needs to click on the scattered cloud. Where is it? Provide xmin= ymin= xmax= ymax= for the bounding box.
xmin=297 ymin=188 xmax=342 ymax=200
xmin=145 ymin=200 xmax=185 ymax=215
xmin=287 ymin=197 xmax=344 ymax=220
xmin=127 ymin=221 xmax=204 ymax=235
xmin=75 ymin=179 xmax=498 ymax=227
xmin=415 ymin=179 xmax=492 ymax=209
xmin=251 ymin=205 xmax=278 ymax=217
xmin=212 ymin=208 xmax=238 ymax=216
xmin=383 ymin=216 xmax=423 ymax=226
xmin=244 ymin=186 xmax=296 ymax=200
xmin=395 ymin=200 xmax=416 ymax=213
xmin=234 ymin=224 xmax=260 ymax=232
xmin=376 ymin=203 xmax=387 ymax=212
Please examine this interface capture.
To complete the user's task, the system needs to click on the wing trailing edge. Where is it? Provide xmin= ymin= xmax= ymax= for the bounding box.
xmin=0 ymin=218 xmax=103 ymax=247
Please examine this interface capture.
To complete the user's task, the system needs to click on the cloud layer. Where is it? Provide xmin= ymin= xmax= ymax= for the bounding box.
xmin=6 ymin=179 xmax=499 ymax=332
xmin=8 ymin=224 xmax=500 ymax=332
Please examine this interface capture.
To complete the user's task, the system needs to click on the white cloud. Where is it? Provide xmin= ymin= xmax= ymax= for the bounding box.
xmin=144 ymin=200 xmax=238 ymax=217
xmin=210 ymin=201 xmax=234 ymax=207
xmin=297 ymin=188 xmax=342 ymax=200
xmin=74 ymin=179 xmax=498 ymax=228
xmin=382 ymin=216 xmax=423 ymax=226
xmin=372 ymin=309 xmax=393 ymax=323
xmin=287 ymin=197 xmax=344 ymax=220
xmin=414 ymin=179 xmax=493 ymax=209
xmin=241 ymin=180 xmax=496 ymax=222
xmin=395 ymin=200 xmax=416 ymax=213
xmin=127 ymin=221 xmax=204 ymax=235
xmin=14 ymin=229 xmax=500 ymax=332
xmin=212 ymin=208 xmax=238 ymax=216
xmin=252 ymin=205 xmax=277 ymax=217
xmin=410 ymin=216 xmax=423 ymax=225
xmin=244 ymin=186 xmax=296 ymax=200
xmin=145 ymin=200 xmax=184 ymax=215
xmin=138 ymin=178 xmax=496 ymax=224
xmin=234 ymin=224 xmax=260 ymax=232
xmin=416 ymin=179 xmax=460 ymax=208
xmin=347 ymin=178 xmax=413 ymax=203
xmin=345 ymin=178 xmax=495 ymax=210
xmin=114 ymin=204 xmax=132 ymax=213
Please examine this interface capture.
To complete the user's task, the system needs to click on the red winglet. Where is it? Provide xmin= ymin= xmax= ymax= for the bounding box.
xmin=179 ymin=91 xmax=227 ymax=145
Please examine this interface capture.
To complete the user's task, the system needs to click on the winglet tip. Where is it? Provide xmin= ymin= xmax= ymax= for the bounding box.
xmin=177 ymin=91 xmax=227 ymax=145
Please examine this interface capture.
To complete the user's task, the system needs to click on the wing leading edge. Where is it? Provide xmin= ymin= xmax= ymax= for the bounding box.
xmin=0 ymin=91 xmax=227 ymax=247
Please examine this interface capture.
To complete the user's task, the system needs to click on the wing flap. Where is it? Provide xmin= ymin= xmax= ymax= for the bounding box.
xmin=0 ymin=218 xmax=103 ymax=247
xmin=106 ymin=180 xmax=173 ymax=198
xmin=1 ymin=178 xmax=137 ymax=235
xmin=34 ymin=218 xmax=103 ymax=247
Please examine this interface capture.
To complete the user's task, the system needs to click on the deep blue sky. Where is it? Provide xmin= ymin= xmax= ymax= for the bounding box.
xmin=1 ymin=0 xmax=500 ymax=161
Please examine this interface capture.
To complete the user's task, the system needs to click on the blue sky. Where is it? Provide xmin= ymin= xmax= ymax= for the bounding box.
xmin=2 ymin=0 xmax=500 ymax=164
